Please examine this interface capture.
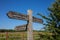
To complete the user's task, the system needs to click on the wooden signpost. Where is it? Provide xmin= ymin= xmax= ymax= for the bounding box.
xmin=7 ymin=9 xmax=43 ymax=40
xmin=27 ymin=10 xmax=33 ymax=40
xmin=7 ymin=11 xmax=43 ymax=23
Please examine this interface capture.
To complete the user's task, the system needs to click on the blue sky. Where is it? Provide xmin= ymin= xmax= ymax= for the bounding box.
xmin=0 ymin=0 xmax=54 ymax=30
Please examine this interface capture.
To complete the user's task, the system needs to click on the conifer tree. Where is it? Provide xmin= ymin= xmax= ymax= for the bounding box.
xmin=38 ymin=0 xmax=60 ymax=40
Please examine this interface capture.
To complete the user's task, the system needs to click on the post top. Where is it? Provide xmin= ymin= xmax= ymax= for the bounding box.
xmin=27 ymin=9 xmax=32 ymax=13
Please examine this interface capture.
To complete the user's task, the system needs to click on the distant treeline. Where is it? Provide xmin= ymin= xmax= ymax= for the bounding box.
xmin=0 ymin=29 xmax=44 ymax=32
xmin=0 ymin=29 xmax=26 ymax=32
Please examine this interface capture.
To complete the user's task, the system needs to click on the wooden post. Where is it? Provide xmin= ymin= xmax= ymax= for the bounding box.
xmin=23 ymin=32 xmax=24 ymax=40
xmin=27 ymin=9 xmax=33 ymax=40
xmin=6 ymin=32 xmax=8 ymax=40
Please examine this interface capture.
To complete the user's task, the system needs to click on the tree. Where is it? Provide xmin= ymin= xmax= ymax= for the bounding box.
xmin=38 ymin=0 xmax=60 ymax=40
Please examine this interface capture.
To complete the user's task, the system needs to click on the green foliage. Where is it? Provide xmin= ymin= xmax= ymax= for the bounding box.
xmin=38 ymin=0 xmax=60 ymax=40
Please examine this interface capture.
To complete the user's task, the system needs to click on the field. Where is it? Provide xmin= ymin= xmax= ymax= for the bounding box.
xmin=0 ymin=32 xmax=41 ymax=40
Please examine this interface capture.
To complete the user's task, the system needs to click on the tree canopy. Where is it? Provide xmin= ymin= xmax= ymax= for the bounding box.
xmin=38 ymin=0 xmax=60 ymax=40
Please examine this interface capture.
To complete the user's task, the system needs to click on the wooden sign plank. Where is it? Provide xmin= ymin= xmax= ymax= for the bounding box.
xmin=7 ymin=11 xmax=43 ymax=23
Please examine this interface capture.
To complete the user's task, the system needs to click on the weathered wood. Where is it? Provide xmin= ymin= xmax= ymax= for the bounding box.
xmin=7 ymin=10 xmax=43 ymax=40
xmin=14 ymin=24 xmax=27 ymax=31
xmin=6 ymin=32 xmax=8 ymax=40
xmin=27 ymin=10 xmax=33 ymax=40
xmin=7 ymin=11 xmax=43 ymax=23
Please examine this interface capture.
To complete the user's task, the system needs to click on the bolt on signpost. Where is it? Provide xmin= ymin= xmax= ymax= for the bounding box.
xmin=27 ymin=10 xmax=33 ymax=40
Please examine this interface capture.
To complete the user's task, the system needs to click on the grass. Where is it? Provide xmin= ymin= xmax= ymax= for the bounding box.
xmin=0 ymin=31 xmax=53 ymax=40
xmin=0 ymin=32 xmax=40 ymax=40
